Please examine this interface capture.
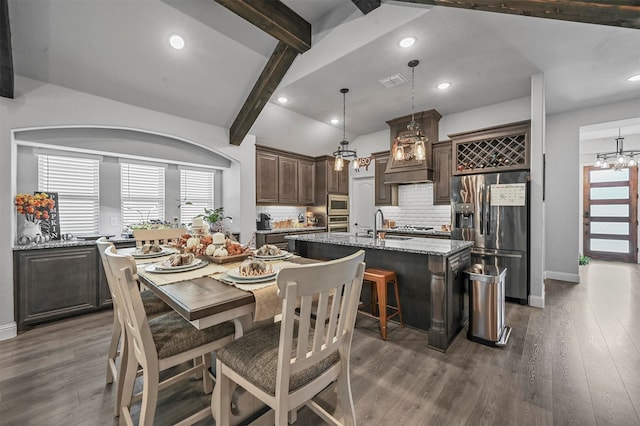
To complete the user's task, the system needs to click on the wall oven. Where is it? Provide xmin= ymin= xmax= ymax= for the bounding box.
xmin=327 ymin=194 xmax=349 ymax=216
xmin=327 ymin=215 xmax=349 ymax=233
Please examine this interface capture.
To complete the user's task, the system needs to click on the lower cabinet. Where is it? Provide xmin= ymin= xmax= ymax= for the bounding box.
xmin=14 ymin=241 xmax=135 ymax=330
xmin=255 ymin=230 xmax=325 ymax=253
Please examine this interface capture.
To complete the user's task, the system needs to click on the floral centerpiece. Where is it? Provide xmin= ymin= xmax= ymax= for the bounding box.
xmin=15 ymin=193 xmax=56 ymax=241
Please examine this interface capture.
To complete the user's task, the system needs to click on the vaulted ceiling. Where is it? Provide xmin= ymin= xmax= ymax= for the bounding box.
xmin=6 ymin=0 xmax=640 ymax=156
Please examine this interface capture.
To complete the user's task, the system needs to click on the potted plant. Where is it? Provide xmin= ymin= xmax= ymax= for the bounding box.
xmin=197 ymin=207 xmax=228 ymax=232
xmin=579 ymin=254 xmax=591 ymax=266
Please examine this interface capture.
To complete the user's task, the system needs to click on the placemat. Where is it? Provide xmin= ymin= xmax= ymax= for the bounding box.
xmin=138 ymin=262 xmax=229 ymax=286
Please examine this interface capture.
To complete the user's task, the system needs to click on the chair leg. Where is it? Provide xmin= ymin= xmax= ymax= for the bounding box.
xmin=392 ymin=278 xmax=404 ymax=327
xmin=337 ymin=360 xmax=356 ymax=426
xmin=193 ymin=356 xmax=203 ymax=380
xmin=114 ymin=328 xmax=128 ymax=417
xmin=106 ymin=317 xmax=121 ymax=384
xmin=276 ymin=406 xmax=288 ymax=426
xmin=213 ymin=359 xmax=232 ymax=426
xmin=120 ymin=340 xmax=138 ymax=420
xmin=203 ymin=354 xmax=213 ymax=394
xmin=139 ymin=363 xmax=159 ymax=426
xmin=376 ymin=278 xmax=388 ymax=340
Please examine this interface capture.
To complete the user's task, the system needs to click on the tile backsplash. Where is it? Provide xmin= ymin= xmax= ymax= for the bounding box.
xmin=255 ymin=205 xmax=306 ymax=222
xmin=379 ymin=183 xmax=451 ymax=229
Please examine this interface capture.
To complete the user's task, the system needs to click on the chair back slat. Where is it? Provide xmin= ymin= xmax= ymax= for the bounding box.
xmin=275 ymin=250 xmax=365 ymax=391
xmin=105 ymin=247 xmax=156 ymax=366
xmin=133 ymin=228 xmax=186 ymax=247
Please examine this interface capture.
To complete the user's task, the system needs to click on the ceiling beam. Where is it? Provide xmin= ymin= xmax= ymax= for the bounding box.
xmin=229 ymin=41 xmax=298 ymax=146
xmin=352 ymin=0 xmax=382 ymax=15
xmin=214 ymin=0 xmax=311 ymax=53
xmin=214 ymin=0 xmax=311 ymax=145
xmin=0 ymin=0 xmax=14 ymax=99
xmin=395 ymin=1 xmax=640 ymax=29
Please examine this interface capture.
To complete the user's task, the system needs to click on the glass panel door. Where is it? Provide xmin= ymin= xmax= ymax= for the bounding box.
xmin=583 ymin=166 xmax=638 ymax=262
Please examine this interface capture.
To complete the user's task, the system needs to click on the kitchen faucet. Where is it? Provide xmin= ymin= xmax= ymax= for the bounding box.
xmin=373 ymin=208 xmax=385 ymax=240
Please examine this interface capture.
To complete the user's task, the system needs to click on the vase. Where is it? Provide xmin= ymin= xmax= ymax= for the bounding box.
xmin=20 ymin=220 xmax=42 ymax=243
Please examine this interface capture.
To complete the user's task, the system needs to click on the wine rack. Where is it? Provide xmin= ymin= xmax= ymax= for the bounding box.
xmin=450 ymin=120 xmax=530 ymax=175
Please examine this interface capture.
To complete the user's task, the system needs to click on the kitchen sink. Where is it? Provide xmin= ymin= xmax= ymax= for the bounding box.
xmin=356 ymin=234 xmax=413 ymax=241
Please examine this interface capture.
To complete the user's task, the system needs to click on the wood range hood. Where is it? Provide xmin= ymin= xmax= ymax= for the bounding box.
xmin=384 ymin=109 xmax=441 ymax=184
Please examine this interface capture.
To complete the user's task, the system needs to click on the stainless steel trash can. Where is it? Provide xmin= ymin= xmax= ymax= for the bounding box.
xmin=465 ymin=264 xmax=511 ymax=347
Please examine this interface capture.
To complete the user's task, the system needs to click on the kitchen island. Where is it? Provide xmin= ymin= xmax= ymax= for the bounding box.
xmin=286 ymin=232 xmax=473 ymax=351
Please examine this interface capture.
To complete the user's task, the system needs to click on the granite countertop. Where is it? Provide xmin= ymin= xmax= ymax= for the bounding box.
xmin=255 ymin=226 xmax=327 ymax=235
xmin=13 ymin=236 xmax=136 ymax=251
xmin=286 ymin=232 xmax=472 ymax=257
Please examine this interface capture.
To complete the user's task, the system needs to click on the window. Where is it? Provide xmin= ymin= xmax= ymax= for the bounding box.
xmin=38 ymin=154 xmax=100 ymax=235
xmin=121 ymin=162 xmax=166 ymax=226
xmin=180 ymin=168 xmax=215 ymax=225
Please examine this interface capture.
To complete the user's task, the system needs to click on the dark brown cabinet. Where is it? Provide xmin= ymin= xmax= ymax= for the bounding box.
xmin=256 ymin=146 xmax=315 ymax=206
xmin=297 ymin=159 xmax=315 ymax=205
xmin=372 ymin=151 xmax=398 ymax=206
xmin=315 ymin=156 xmax=349 ymax=202
xmin=256 ymin=150 xmax=279 ymax=204
xmin=278 ymin=156 xmax=298 ymax=204
xmin=14 ymin=246 xmax=100 ymax=330
xmin=432 ymin=141 xmax=452 ymax=205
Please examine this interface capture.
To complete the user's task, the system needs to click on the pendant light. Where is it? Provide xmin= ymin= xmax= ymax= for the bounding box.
xmin=594 ymin=128 xmax=638 ymax=171
xmin=393 ymin=60 xmax=428 ymax=162
xmin=332 ymin=88 xmax=358 ymax=171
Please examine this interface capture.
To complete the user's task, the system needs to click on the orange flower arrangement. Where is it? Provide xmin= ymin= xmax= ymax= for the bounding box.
xmin=15 ymin=193 xmax=56 ymax=223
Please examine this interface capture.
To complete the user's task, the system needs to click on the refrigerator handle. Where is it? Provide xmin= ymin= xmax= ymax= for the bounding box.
xmin=479 ymin=183 xmax=484 ymax=235
xmin=486 ymin=184 xmax=491 ymax=236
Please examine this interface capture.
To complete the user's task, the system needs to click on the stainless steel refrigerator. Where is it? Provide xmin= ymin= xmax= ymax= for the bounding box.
xmin=451 ymin=171 xmax=529 ymax=304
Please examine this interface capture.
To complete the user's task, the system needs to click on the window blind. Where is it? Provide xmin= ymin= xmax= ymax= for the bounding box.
xmin=38 ymin=154 xmax=100 ymax=236
xmin=121 ymin=163 xmax=165 ymax=226
xmin=180 ymin=169 xmax=215 ymax=225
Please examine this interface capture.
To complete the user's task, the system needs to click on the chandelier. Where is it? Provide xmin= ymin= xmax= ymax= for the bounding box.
xmin=392 ymin=60 xmax=427 ymax=162
xmin=594 ymin=129 xmax=638 ymax=171
xmin=332 ymin=88 xmax=360 ymax=171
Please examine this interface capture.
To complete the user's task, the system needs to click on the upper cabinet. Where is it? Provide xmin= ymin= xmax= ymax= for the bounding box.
xmin=315 ymin=156 xmax=349 ymax=200
xmin=256 ymin=146 xmax=315 ymax=206
xmin=432 ymin=141 xmax=452 ymax=205
xmin=371 ymin=151 xmax=398 ymax=206
xmin=449 ymin=120 xmax=531 ymax=175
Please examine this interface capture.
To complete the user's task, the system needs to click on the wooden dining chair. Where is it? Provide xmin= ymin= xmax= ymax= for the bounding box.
xmin=132 ymin=227 xmax=186 ymax=247
xmin=96 ymin=238 xmax=172 ymax=416
xmin=214 ymin=250 xmax=366 ymax=426
xmin=104 ymin=246 xmax=236 ymax=425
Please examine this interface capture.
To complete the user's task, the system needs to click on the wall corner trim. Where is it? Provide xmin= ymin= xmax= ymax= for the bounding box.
xmin=545 ymin=271 xmax=580 ymax=283
xmin=0 ymin=322 xmax=17 ymax=341
xmin=528 ymin=295 xmax=545 ymax=309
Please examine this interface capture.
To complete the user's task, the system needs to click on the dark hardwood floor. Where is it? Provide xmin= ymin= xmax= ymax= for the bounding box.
xmin=1 ymin=259 xmax=638 ymax=425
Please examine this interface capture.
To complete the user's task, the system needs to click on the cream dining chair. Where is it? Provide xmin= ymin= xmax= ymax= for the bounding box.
xmin=96 ymin=237 xmax=172 ymax=416
xmin=104 ymin=246 xmax=236 ymax=425
xmin=132 ymin=227 xmax=186 ymax=248
xmin=214 ymin=250 xmax=366 ymax=426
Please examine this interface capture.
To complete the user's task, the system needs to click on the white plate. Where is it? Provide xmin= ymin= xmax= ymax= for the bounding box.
xmin=130 ymin=248 xmax=176 ymax=259
xmin=153 ymin=258 xmax=205 ymax=271
xmin=145 ymin=259 xmax=207 ymax=274
xmin=226 ymin=268 xmax=277 ymax=281
xmin=253 ymin=250 xmax=289 ymax=260
xmin=221 ymin=272 xmax=277 ymax=284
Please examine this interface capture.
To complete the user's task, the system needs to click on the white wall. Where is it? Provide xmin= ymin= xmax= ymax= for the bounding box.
xmin=546 ymin=98 xmax=640 ymax=280
xmin=0 ymin=76 xmax=257 ymax=340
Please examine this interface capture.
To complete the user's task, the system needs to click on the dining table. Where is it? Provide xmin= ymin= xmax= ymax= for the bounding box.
xmin=119 ymin=247 xmax=318 ymax=425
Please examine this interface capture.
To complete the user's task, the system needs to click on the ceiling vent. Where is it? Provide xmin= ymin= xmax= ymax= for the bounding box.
xmin=379 ymin=73 xmax=407 ymax=88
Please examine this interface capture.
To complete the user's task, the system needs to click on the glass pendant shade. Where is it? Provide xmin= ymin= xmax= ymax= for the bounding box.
xmin=332 ymin=88 xmax=358 ymax=171
xmin=334 ymin=156 xmax=344 ymax=171
xmin=393 ymin=60 xmax=429 ymax=162
xmin=594 ymin=130 xmax=639 ymax=172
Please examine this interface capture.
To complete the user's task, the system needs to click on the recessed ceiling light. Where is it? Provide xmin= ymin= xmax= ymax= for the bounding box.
xmin=436 ymin=82 xmax=451 ymax=90
xmin=330 ymin=118 xmax=340 ymax=125
xmin=399 ymin=37 xmax=416 ymax=48
xmin=628 ymin=74 xmax=640 ymax=82
xmin=277 ymin=96 xmax=288 ymax=104
xmin=169 ymin=34 xmax=185 ymax=50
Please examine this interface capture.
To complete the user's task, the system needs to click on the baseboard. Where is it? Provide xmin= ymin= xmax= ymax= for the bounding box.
xmin=528 ymin=295 xmax=545 ymax=309
xmin=545 ymin=271 xmax=580 ymax=283
xmin=0 ymin=321 xmax=17 ymax=341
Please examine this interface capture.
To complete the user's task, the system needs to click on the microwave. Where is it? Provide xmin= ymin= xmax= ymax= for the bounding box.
xmin=327 ymin=194 xmax=349 ymax=216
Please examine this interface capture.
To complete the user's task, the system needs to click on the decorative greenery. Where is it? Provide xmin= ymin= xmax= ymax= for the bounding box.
xmin=197 ymin=207 xmax=227 ymax=225
xmin=579 ymin=254 xmax=591 ymax=265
